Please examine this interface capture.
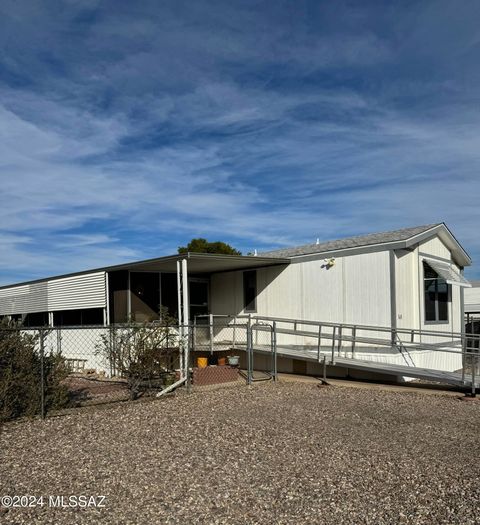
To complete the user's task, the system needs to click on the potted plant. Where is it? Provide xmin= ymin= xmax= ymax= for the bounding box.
xmin=227 ymin=354 xmax=240 ymax=367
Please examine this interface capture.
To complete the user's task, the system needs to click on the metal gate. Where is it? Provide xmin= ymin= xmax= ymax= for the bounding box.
xmin=245 ymin=322 xmax=277 ymax=385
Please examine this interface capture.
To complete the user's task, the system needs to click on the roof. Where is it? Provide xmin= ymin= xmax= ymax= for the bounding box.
xmin=0 ymin=253 xmax=291 ymax=291
xmin=261 ymin=224 xmax=440 ymax=257
xmin=261 ymin=223 xmax=471 ymax=267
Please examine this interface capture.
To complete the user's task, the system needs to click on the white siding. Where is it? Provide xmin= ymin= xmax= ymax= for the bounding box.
xmin=416 ymin=239 xmax=462 ymax=341
xmin=419 ymin=237 xmax=451 ymax=260
xmin=395 ymin=248 xmax=419 ymax=331
xmin=465 ymin=286 xmax=480 ymax=313
xmin=0 ymin=272 xmax=106 ymax=315
xmin=211 ymin=251 xmax=391 ymax=327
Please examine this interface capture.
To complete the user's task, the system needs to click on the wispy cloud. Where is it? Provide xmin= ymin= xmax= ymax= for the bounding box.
xmin=0 ymin=0 xmax=480 ymax=284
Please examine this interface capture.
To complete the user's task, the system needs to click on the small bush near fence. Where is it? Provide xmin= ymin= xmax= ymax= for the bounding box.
xmin=96 ymin=313 xmax=181 ymax=400
xmin=0 ymin=320 xmax=70 ymax=423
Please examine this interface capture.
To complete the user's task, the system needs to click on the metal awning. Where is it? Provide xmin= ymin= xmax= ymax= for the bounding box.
xmin=105 ymin=252 xmax=291 ymax=274
xmin=424 ymin=258 xmax=471 ymax=288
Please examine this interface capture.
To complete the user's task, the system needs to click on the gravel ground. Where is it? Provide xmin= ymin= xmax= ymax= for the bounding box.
xmin=1 ymin=381 xmax=479 ymax=524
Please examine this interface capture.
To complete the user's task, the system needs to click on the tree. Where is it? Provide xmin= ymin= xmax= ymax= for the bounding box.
xmin=178 ymin=238 xmax=241 ymax=255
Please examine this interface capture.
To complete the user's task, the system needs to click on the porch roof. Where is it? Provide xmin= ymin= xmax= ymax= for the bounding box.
xmin=0 ymin=253 xmax=291 ymax=291
xmin=104 ymin=252 xmax=291 ymax=274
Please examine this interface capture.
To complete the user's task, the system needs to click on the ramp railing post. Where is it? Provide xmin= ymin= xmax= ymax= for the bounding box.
xmin=352 ymin=326 xmax=356 ymax=358
xmin=462 ymin=335 xmax=467 ymax=384
xmin=331 ymin=326 xmax=336 ymax=365
xmin=317 ymin=324 xmax=322 ymax=362
xmin=337 ymin=325 xmax=343 ymax=356
xmin=323 ymin=355 xmax=327 ymax=383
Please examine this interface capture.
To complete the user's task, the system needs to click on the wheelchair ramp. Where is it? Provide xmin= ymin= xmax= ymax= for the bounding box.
xmin=249 ymin=343 xmax=477 ymax=390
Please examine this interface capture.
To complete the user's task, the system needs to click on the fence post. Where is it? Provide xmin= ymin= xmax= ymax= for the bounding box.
xmin=247 ymin=324 xmax=252 ymax=385
xmin=471 ymin=350 xmax=476 ymax=397
xmin=323 ymin=355 xmax=327 ymax=383
xmin=462 ymin=335 xmax=467 ymax=384
xmin=39 ymin=329 xmax=45 ymax=420
xmin=272 ymin=322 xmax=277 ymax=381
xmin=209 ymin=314 xmax=214 ymax=355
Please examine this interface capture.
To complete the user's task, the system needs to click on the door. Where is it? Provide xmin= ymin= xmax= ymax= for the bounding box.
xmin=189 ymin=279 xmax=209 ymax=321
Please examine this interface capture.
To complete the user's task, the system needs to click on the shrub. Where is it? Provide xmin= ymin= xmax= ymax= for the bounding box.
xmin=0 ymin=320 xmax=70 ymax=422
xmin=96 ymin=309 xmax=182 ymax=399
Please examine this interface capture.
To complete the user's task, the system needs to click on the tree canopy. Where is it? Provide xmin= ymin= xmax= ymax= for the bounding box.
xmin=178 ymin=238 xmax=241 ymax=255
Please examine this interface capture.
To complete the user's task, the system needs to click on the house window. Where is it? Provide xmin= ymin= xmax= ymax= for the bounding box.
xmin=23 ymin=312 xmax=49 ymax=327
xmin=243 ymin=271 xmax=257 ymax=312
xmin=423 ymin=262 xmax=449 ymax=322
xmin=53 ymin=308 xmax=104 ymax=326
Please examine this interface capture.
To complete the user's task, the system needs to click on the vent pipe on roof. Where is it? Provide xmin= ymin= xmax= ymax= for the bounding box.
xmin=254 ymin=249 xmax=257 ymax=256
xmin=316 ymin=238 xmax=320 ymax=245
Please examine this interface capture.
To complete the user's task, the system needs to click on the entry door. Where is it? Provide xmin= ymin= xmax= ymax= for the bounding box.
xmin=189 ymin=279 xmax=209 ymax=321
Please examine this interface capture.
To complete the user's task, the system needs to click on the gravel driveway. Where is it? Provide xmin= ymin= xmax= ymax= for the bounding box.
xmin=1 ymin=381 xmax=479 ymax=524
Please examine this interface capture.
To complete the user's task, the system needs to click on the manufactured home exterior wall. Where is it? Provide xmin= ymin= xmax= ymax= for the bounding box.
xmin=0 ymin=272 xmax=107 ymax=316
xmin=418 ymin=236 xmax=451 ymax=260
xmin=465 ymin=285 xmax=480 ymax=313
xmin=211 ymin=234 xmax=464 ymax=343
xmin=210 ymin=251 xmax=392 ymax=327
xmin=417 ymin=237 xmax=461 ymax=338
xmin=394 ymin=247 xmax=419 ymax=331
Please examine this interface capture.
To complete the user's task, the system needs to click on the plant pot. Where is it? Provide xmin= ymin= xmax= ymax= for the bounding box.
xmin=218 ymin=357 xmax=227 ymax=366
xmin=197 ymin=357 xmax=208 ymax=368
xmin=227 ymin=355 xmax=240 ymax=366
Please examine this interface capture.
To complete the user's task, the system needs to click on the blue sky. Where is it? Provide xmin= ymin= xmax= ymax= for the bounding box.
xmin=1 ymin=0 xmax=480 ymax=284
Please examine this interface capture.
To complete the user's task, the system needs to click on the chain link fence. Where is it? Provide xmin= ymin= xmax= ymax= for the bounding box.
xmin=0 ymin=322 xmax=184 ymax=423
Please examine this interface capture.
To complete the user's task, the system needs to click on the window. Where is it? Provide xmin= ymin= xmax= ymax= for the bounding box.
xmin=423 ymin=262 xmax=449 ymax=322
xmin=23 ymin=312 xmax=49 ymax=327
xmin=53 ymin=308 xmax=104 ymax=326
xmin=243 ymin=270 xmax=257 ymax=312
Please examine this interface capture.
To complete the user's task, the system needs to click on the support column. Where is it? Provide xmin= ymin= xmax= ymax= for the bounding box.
xmin=177 ymin=260 xmax=184 ymax=376
xmin=182 ymin=259 xmax=189 ymax=379
xmin=105 ymin=272 xmax=110 ymax=326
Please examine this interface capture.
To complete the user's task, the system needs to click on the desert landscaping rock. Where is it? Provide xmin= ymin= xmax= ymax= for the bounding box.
xmin=1 ymin=382 xmax=479 ymax=524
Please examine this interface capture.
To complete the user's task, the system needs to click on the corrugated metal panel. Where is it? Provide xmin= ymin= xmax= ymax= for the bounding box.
xmin=48 ymin=272 xmax=106 ymax=311
xmin=0 ymin=272 xmax=106 ymax=315
xmin=0 ymin=281 xmax=48 ymax=315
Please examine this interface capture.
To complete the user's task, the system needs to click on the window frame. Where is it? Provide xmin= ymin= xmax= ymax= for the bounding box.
xmin=423 ymin=262 xmax=450 ymax=324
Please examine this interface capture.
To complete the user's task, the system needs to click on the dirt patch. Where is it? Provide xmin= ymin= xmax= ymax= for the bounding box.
xmin=62 ymin=375 xmax=130 ymax=405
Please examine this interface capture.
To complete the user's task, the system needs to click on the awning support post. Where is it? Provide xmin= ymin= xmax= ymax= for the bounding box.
xmin=182 ymin=258 xmax=189 ymax=380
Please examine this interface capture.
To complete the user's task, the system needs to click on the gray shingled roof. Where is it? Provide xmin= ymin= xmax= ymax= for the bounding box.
xmin=261 ymin=224 xmax=441 ymax=258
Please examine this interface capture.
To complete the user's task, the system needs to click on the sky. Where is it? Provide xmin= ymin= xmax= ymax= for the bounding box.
xmin=1 ymin=0 xmax=480 ymax=285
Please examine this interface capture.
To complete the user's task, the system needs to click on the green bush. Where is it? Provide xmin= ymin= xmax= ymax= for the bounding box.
xmin=0 ymin=320 xmax=70 ymax=422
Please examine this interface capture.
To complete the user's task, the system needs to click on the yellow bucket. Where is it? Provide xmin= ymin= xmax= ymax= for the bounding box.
xmin=197 ymin=357 xmax=208 ymax=368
